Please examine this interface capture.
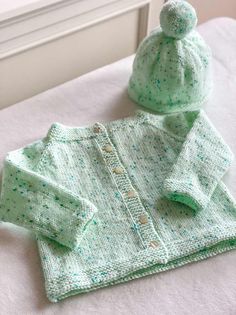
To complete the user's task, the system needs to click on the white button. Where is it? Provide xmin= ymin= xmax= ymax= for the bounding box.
xmin=127 ymin=190 xmax=136 ymax=198
xmin=113 ymin=167 xmax=124 ymax=174
xmin=139 ymin=214 xmax=148 ymax=224
xmin=103 ymin=145 xmax=113 ymax=153
xmin=149 ymin=240 xmax=159 ymax=248
xmin=93 ymin=126 xmax=101 ymax=133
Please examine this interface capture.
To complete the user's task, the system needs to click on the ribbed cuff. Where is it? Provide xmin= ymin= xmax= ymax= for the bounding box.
xmin=53 ymin=198 xmax=98 ymax=250
xmin=163 ymin=179 xmax=210 ymax=211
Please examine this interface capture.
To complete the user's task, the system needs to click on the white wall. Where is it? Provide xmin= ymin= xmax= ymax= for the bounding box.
xmin=0 ymin=8 xmax=141 ymax=108
xmin=188 ymin=0 xmax=236 ymax=23
xmin=0 ymin=0 xmax=153 ymax=109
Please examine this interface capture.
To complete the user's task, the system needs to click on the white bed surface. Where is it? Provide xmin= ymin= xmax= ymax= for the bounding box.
xmin=0 ymin=17 xmax=236 ymax=315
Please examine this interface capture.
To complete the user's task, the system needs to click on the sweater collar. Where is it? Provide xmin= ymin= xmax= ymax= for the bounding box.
xmin=46 ymin=109 xmax=155 ymax=141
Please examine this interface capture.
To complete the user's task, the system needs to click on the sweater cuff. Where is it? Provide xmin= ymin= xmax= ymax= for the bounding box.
xmin=163 ymin=179 xmax=210 ymax=211
xmin=52 ymin=198 xmax=98 ymax=250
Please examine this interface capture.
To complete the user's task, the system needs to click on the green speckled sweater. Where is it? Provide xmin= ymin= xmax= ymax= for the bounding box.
xmin=0 ymin=109 xmax=236 ymax=302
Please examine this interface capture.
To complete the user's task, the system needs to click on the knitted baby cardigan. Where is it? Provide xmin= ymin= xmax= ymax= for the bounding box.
xmin=0 ymin=109 xmax=236 ymax=302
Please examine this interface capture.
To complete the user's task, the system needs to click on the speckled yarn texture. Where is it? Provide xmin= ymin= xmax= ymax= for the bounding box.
xmin=0 ymin=109 xmax=236 ymax=302
xmin=128 ymin=0 xmax=213 ymax=113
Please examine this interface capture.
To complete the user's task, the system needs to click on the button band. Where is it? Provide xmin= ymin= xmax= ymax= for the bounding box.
xmin=94 ymin=122 xmax=162 ymax=249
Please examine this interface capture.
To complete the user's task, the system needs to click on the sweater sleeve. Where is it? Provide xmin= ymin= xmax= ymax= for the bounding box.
xmin=162 ymin=110 xmax=234 ymax=211
xmin=0 ymin=138 xmax=98 ymax=250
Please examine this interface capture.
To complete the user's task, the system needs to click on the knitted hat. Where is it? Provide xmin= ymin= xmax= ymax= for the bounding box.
xmin=128 ymin=0 xmax=213 ymax=114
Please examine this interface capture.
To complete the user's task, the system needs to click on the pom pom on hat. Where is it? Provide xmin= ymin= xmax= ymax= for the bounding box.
xmin=160 ymin=0 xmax=197 ymax=39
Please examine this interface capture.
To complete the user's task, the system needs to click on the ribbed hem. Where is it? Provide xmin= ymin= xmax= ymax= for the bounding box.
xmin=127 ymin=80 xmax=213 ymax=114
xmin=38 ymin=224 xmax=236 ymax=302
